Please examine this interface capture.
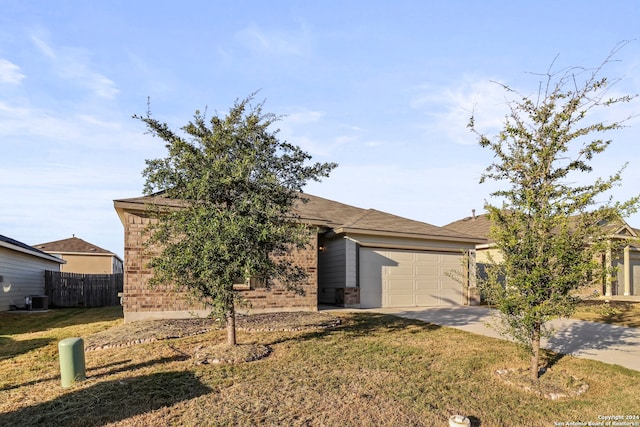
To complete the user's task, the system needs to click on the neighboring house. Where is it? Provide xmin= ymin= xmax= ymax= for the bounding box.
xmin=114 ymin=193 xmax=485 ymax=322
xmin=34 ymin=236 xmax=123 ymax=274
xmin=445 ymin=211 xmax=640 ymax=297
xmin=0 ymin=234 xmax=65 ymax=311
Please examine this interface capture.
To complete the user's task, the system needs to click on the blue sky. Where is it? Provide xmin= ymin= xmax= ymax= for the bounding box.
xmin=2 ymin=1 xmax=640 ymax=259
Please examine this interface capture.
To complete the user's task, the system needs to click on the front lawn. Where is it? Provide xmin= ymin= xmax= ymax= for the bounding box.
xmin=0 ymin=307 xmax=638 ymax=426
xmin=573 ymin=300 xmax=640 ymax=328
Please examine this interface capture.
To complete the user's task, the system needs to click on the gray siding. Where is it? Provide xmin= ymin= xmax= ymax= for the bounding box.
xmin=112 ymin=256 xmax=124 ymax=274
xmin=345 ymin=238 xmax=358 ymax=288
xmin=318 ymin=237 xmax=346 ymax=303
xmin=0 ymin=247 xmax=61 ymax=311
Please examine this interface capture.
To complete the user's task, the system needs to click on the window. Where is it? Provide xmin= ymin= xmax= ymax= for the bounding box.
xmin=232 ymin=276 xmax=267 ymax=290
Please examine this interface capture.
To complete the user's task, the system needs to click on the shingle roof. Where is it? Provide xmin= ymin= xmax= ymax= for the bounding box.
xmin=114 ymin=193 xmax=485 ymax=244
xmin=34 ymin=236 xmax=114 ymax=255
xmin=445 ymin=212 xmax=638 ymax=243
xmin=444 ymin=213 xmax=493 ymax=240
xmin=335 ymin=208 xmax=477 ymax=240
xmin=294 ymin=194 xmax=365 ymax=227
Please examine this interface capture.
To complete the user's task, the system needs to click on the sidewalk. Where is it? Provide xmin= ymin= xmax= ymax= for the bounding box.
xmin=353 ymin=306 xmax=640 ymax=372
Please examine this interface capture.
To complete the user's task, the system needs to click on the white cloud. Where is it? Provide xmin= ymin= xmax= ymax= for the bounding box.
xmin=0 ymin=100 xmax=29 ymax=116
xmin=236 ymin=24 xmax=311 ymax=56
xmin=364 ymin=140 xmax=384 ymax=147
xmin=411 ymin=78 xmax=509 ymax=146
xmin=0 ymin=59 xmax=26 ymax=85
xmin=90 ymin=74 xmax=119 ymax=99
xmin=31 ymin=35 xmax=56 ymax=59
xmin=30 ymin=34 xmax=119 ymax=100
xmin=77 ymin=114 xmax=121 ymax=129
xmin=285 ymin=109 xmax=325 ymax=123
xmin=412 ymin=63 xmax=640 ymax=150
xmin=0 ymin=101 xmax=84 ymax=141
xmin=278 ymin=108 xmax=362 ymax=157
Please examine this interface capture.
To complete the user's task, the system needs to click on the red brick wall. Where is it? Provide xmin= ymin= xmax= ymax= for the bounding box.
xmin=122 ymin=210 xmax=318 ymax=321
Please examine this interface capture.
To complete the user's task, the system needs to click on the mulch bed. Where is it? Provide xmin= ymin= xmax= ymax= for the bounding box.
xmin=495 ymin=368 xmax=589 ymax=400
xmin=85 ymin=311 xmax=341 ymax=352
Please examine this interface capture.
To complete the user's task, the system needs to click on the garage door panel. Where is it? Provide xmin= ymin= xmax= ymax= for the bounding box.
xmin=388 ymin=251 xmax=415 ymax=263
xmin=387 ymin=278 xmax=414 ymax=291
xmin=441 ymin=279 xmax=460 ymax=292
xmin=414 ymin=256 xmax=437 ymax=264
xmin=386 ymin=294 xmax=416 ymax=307
xmin=439 ymin=263 xmax=462 ymax=272
xmin=415 ymin=279 xmax=438 ymax=290
xmin=359 ymin=248 xmax=464 ymax=308
xmin=415 ymin=293 xmax=442 ymax=306
xmin=415 ymin=265 xmax=439 ymax=277
xmin=384 ymin=265 xmax=414 ymax=278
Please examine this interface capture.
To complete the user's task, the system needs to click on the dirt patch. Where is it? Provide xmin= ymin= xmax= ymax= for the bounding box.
xmin=85 ymin=311 xmax=340 ymax=352
xmin=495 ymin=368 xmax=589 ymax=400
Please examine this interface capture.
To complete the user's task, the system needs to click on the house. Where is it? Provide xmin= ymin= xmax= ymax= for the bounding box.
xmin=114 ymin=193 xmax=486 ymax=322
xmin=34 ymin=236 xmax=123 ymax=274
xmin=445 ymin=211 xmax=640 ymax=297
xmin=0 ymin=234 xmax=65 ymax=311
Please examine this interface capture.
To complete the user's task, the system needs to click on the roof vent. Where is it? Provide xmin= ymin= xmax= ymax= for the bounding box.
xmin=472 ymin=209 xmax=476 ymax=220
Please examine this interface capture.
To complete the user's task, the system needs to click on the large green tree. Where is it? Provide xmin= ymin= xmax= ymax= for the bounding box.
xmin=469 ymin=44 xmax=639 ymax=380
xmin=136 ymin=95 xmax=337 ymax=345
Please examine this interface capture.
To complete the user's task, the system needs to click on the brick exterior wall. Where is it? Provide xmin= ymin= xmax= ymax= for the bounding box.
xmin=343 ymin=287 xmax=360 ymax=306
xmin=334 ymin=287 xmax=360 ymax=308
xmin=122 ymin=210 xmax=318 ymax=322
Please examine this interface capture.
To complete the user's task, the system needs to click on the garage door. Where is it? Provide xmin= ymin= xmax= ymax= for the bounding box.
xmin=359 ymin=248 xmax=464 ymax=308
xmin=614 ymin=254 xmax=640 ymax=296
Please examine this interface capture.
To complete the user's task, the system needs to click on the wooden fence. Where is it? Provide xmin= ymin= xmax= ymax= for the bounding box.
xmin=45 ymin=271 xmax=124 ymax=308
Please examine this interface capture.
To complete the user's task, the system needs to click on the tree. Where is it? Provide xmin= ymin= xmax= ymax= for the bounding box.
xmin=468 ymin=43 xmax=639 ymax=380
xmin=135 ymin=94 xmax=337 ymax=345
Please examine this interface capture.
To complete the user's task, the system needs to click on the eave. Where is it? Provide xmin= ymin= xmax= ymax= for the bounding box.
xmin=0 ymin=241 xmax=66 ymax=264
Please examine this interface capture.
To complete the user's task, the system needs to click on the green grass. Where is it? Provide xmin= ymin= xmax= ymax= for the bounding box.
xmin=1 ymin=307 xmax=639 ymax=426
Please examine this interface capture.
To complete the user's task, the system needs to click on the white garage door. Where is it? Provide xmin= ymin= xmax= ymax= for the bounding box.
xmin=359 ymin=248 xmax=464 ymax=308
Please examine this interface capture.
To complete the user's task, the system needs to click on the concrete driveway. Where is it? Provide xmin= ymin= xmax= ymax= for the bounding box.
xmin=361 ymin=306 xmax=640 ymax=372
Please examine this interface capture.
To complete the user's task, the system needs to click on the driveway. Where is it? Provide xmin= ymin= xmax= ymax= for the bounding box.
xmin=362 ymin=306 xmax=640 ymax=372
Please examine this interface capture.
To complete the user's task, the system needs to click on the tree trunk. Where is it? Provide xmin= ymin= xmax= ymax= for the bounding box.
xmin=225 ymin=302 xmax=237 ymax=346
xmin=530 ymin=324 xmax=541 ymax=381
